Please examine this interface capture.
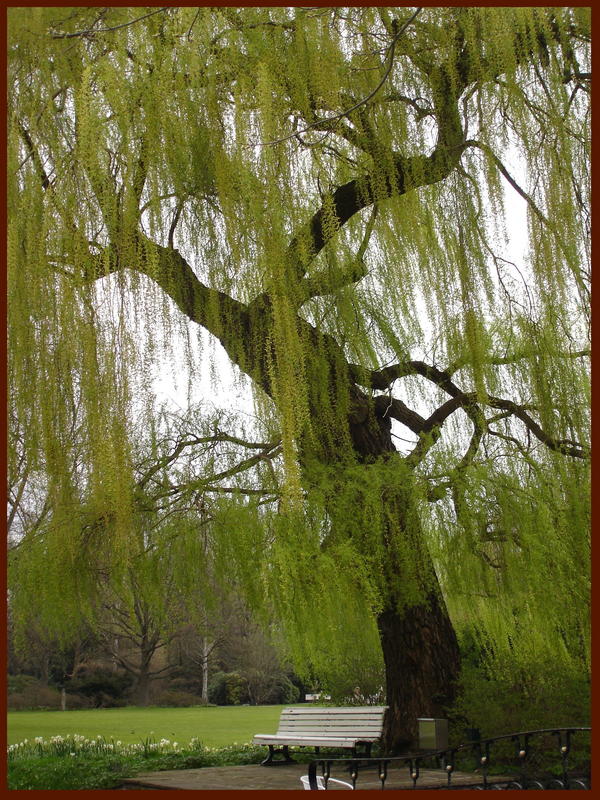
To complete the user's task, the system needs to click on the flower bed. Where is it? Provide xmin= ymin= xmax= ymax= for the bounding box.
xmin=7 ymin=735 xmax=267 ymax=790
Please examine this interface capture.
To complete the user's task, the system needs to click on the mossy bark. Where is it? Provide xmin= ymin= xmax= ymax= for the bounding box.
xmin=301 ymin=380 xmax=461 ymax=752
xmin=351 ymin=412 xmax=460 ymax=752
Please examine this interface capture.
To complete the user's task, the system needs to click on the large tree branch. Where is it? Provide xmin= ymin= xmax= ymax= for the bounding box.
xmin=486 ymin=397 xmax=589 ymax=459
xmin=83 ymin=237 xmax=277 ymax=391
xmin=406 ymin=388 xmax=588 ymax=463
xmin=287 ymin=95 xmax=462 ymax=286
xmin=447 ymin=348 xmax=591 ymax=375
xmin=7 ymin=467 xmax=31 ymax=533
xmin=404 ymin=394 xmax=486 ymax=468
xmin=350 ymin=359 xmax=462 ymax=395
xmin=281 ymin=20 xmax=472 ymax=293
xmin=371 ymin=355 xmax=588 ymax=464
xmin=22 ymin=98 xmax=267 ymax=398
xmin=17 ymin=123 xmax=52 ymax=189
xmin=83 ymin=240 xmax=211 ymax=321
xmin=374 ymin=395 xmax=426 ymax=434
xmin=50 ymin=7 xmax=169 ymax=39
xmin=294 ymin=205 xmax=378 ymax=306
xmin=354 ymin=348 xmax=590 ymax=390
xmin=287 ymin=141 xmax=467 ymax=286
xmin=201 ymin=486 xmax=279 ymax=498
xmin=283 ymin=8 xmax=587 ymax=296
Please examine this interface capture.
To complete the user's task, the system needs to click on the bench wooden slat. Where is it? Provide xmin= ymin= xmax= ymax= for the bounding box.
xmin=279 ymin=707 xmax=386 ymax=713
xmin=278 ymin=719 xmax=383 ymax=723
xmin=277 ymin=725 xmax=382 ymax=733
xmin=253 ymin=735 xmax=370 ymax=747
xmin=277 ymin=720 xmax=385 ymax=724
xmin=277 ymin=726 xmax=382 ymax=731
xmin=279 ymin=720 xmax=383 ymax=723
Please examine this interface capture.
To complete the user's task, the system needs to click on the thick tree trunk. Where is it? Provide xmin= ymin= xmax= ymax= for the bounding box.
xmin=135 ymin=643 xmax=154 ymax=706
xmin=135 ymin=668 xmax=152 ymax=706
xmin=307 ymin=392 xmax=461 ymax=753
xmin=378 ymin=591 xmax=460 ymax=753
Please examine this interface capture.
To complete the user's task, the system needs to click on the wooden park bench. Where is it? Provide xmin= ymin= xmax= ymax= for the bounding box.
xmin=253 ymin=706 xmax=387 ymax=765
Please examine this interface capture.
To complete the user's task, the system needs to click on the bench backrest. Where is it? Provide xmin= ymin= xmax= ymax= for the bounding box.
xmin=277 ymin=707 xmax=386 ymax=739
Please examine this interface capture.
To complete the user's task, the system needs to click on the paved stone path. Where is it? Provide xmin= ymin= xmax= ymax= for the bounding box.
xmin=120 ymin=762 xmax=511 ymax=790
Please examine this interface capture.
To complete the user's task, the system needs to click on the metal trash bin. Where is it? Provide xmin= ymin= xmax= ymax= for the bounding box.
xmin=418 ymin=717 xmax=448 ymax=750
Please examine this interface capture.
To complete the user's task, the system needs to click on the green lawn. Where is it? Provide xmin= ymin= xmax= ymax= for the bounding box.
xmin=8 ymin=705 xmax=293 ymax=747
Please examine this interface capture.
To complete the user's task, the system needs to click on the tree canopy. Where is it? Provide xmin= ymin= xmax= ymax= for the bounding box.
xmin=8 ymin=6 xmax=590 ymax=748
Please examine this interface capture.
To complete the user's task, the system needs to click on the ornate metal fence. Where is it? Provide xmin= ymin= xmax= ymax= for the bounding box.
xmin=306 ymin=727 xmax=591 ymax=790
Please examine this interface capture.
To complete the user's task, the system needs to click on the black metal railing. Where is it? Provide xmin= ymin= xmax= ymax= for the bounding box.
xmin=306 ymin=727 xmax=591 ymax=790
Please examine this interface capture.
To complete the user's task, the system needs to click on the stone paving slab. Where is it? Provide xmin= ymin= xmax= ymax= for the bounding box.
xmin=120 ymin=763 xmax=513 ymax=790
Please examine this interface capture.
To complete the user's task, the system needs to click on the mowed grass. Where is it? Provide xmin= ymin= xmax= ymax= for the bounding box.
xmin=8 ymin=705 xmax=293 ymax=748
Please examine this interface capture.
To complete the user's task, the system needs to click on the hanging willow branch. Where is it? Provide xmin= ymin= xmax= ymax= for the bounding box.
xmin=258 ymin=7 xmax=423 ymax=146
xmin=8 ymin=7 xmax=590 ymax=715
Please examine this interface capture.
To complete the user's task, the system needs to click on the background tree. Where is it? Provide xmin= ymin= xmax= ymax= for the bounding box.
xmin=8 ymin=7 xmax=590 ymax=750
xmin=9 ymin=401 xmax=283 ymax=702
xmin=172 ymin=622 xmax=226 ymax=705
xmin=213 ymin=604 xmax=300 ymax=706
xmin=96 ymin=564 xmax=180 ymax=706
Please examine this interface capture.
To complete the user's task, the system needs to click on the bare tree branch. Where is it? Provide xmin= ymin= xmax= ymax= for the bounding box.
xmin=50 ymin=8 xmax=170 ymax=39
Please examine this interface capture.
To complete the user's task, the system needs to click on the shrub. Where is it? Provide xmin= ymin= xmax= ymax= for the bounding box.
xmin=8 ymin=678 xmax=62 ymax=711
xmin=449 ymin=661 xmax=591 ymax=740
xmin=225 ymin=672 xmax=249 ymax=705
xmin=259 ymin=674 xmax=300 ymax=705
xmin=8 ymin=674 xmax=41 ymax=694
xmin=207 ymin=671 xmax=228 ymax=705
xmin=67 ymin=667 xmax=134 ymax=708
xmin=165 ymin=671 xmax=203 ymax=696
xmin=207 ymin=671 xmax=249 ymax=705
xmin=64 ymin=693 xmax=94 ymax=710
xmin=155 ymin=690 xmax=204 ymax=707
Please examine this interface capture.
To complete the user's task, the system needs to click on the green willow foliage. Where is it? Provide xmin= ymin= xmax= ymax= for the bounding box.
xmin=8 ymin=7 xmax=590 ymax=690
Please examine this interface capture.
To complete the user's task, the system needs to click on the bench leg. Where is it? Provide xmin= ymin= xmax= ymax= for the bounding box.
xmin=346 ymin=742 xmax=373 ymax=773
xmin=260 ymin=744 xmax=297 ymax=766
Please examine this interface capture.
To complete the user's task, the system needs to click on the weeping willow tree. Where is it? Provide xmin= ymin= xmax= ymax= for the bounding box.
xmin=8 ymin=7 xmax=590 ymax=750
